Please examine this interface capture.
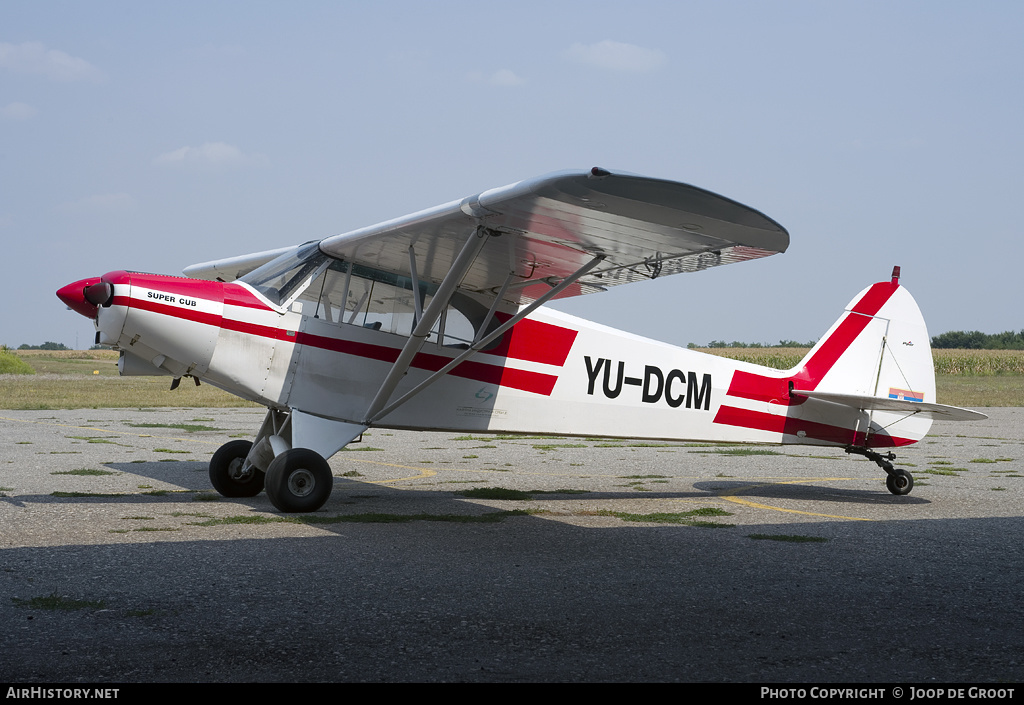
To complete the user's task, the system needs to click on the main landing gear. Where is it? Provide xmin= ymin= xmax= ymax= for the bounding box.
xmin=209 ymin=439 xmax=333 ymax=512
xmin=845 ymin=445 xmax=914 ymax=496
xmin=207 ymin=408 xmax=364 ymax=513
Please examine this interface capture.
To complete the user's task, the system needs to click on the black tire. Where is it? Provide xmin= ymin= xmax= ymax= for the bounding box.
xmin=886 ymin=468 xmax=914 ymax=496
xmin=209 ymin=440 xmax=264 ymax=497
xmin=264 ymin=448 xmax=333 ymax=513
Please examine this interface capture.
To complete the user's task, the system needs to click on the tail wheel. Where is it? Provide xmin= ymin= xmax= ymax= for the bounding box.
xmin=209 ymin=440 xmax=264 ymax=497
xmin=265 ymin=448 xmax=333 ymax=513
xmin=886 ymin=468 xmax=914 ymax=496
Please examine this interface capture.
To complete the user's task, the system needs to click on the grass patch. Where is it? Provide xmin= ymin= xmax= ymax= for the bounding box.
xmin=300 ymin=511 xmax=529 ymax=524
xmin=51 ymin=468 xmax=118 ymax=476
xmin=126 ymin=422 xmax=222 ymax=433
xmin=12 ymin=592 xmax=106 ymax=611
xmin=132 ymin=526 xmax=179 ymax=532
xmin=189 ymin=515 xmax=281 ymax=526
xmin=67 ymin=436 xmax=122 ymax=445
xmin=190 ymin=511 xmax=529 ymax=526
xmin=192 ymin=493 xmax=223 ymax=501
xmin=457 ymin=487 xmax=589 ymax=500
xmin=0 ymin=366 xmax=257 ymax=409
xmin=748 ymin=534 xmax=828 ymax=543
xmin=595 ymin=442 xmax=685 ymax=448
xmin=919 ymin=467 xmax=968 ymax=476
xmin=601 ymin=507 xmax=734 ymax=527
xmin=459 ymin=487 xmax=532 ymax=500
xmin=692 ymin=447 xmax=781 ymax=456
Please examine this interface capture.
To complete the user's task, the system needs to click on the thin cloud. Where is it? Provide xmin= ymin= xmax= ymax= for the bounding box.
xmin=0 ymin=41 xmax=105 ymax=82
xmin=487 ymin=69 xmax=525 ymax=86
xmin=1 ymin=102 xmax=37 ymax=120
xmin=58 ymin=193 xmax=136 ymax=214
xmin=153 ymin=142 xmax=268 ymax=170
xmin=565 ymin=40 xmax=666 ymax=73
xmin=467 ymin=69 xmax=526 ymax=87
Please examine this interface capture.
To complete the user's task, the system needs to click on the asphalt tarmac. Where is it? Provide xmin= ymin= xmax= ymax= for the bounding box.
xmin=2 ymin=407 xmax=1023 ymax=683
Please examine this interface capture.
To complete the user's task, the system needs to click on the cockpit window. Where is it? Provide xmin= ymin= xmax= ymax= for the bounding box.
xmin=240 ymin=241 xmax=329 ymax=308
xmin=241 ymin=242 xmax=503 ymax=349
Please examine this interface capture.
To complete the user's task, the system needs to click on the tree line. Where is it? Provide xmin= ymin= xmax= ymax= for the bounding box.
xmin=687 ymin=340 xmax=819 ymax=349
xmin=687 ymin=331 xmax=1024 ymax=350
xmin=930 ymin=330 xmax=1024 ymax=350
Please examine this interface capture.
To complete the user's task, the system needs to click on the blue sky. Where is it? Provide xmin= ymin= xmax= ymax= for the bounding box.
xmin=3 ymin=1 xmax=1022 ymax=349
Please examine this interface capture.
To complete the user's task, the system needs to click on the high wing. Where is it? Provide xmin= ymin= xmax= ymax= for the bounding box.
xmin=185 ymin=168 xmax=789 ymax=307
xmin=184 ymin=245 xmax=295 ymax=282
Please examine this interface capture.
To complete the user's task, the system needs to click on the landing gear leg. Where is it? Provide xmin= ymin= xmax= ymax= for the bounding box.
xmin=845 ymin=445 xmax=914 ymax=496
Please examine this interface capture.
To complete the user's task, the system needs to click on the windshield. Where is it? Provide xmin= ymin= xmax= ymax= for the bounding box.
xmin=240 ymin=241 xmax=329 ymax=307
xmin=240 ymin=242 xmax=502 ymax=348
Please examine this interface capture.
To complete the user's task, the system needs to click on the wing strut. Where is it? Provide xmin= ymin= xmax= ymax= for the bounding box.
xmin=366 ymin=252 xmax=606 ymax=424
xmin=362 ymin=226 xmax=492 ymax=423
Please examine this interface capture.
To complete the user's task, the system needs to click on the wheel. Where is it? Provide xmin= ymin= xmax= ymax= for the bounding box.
xmin=886 ymin=468 xmax=914 ymax=496
xmin=264 ymin=448 xmax=333 ymax=513
xmin=209 ymin=440 xmax=264 ymax=497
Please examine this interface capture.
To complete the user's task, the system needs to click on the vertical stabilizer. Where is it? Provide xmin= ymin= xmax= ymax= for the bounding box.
xmin=792 ymin=267 xmax=936 ymax=445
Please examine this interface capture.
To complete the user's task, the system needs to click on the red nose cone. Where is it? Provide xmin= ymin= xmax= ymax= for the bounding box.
xmin=57 ymin=277 xmax=103 ymax=319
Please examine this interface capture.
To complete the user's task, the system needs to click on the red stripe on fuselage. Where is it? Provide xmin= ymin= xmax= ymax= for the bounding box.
xmin=120 ymin=280 xmax=564 ymax=396
xmin=713 ymin=405 xmax=914 ymax=448
xmin=478 ymin=314 xmax=578 ymax=367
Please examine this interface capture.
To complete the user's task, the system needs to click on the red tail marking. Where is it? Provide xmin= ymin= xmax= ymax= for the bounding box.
xmin=714 ymin=281 xmax=902 ymax=444
xmin=725 ymin=281 xmax=899 ymax=404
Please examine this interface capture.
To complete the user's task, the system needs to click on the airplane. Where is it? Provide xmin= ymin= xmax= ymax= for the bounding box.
xmin=56 ymin=167 xmax=987 ymax=513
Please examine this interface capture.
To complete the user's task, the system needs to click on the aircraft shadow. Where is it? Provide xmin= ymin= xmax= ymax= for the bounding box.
xmin=7 ymin=458 xmax=932 ymax=516
xmin=692 ymin=479 xmax=931 ymax=506
xmin=3 ymin=507 xmax=1022 ymax=683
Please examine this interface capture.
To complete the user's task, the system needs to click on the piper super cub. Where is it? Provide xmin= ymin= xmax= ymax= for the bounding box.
xmin=57 ymin=168 xmax=986 ymax=512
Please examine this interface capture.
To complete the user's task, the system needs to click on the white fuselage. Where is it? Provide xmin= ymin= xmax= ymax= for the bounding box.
xmin=93 ymin=270 xmax=933 ymax=450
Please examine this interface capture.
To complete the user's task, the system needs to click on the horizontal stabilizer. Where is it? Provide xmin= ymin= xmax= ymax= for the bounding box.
xmin=792 ymin=390 xmax=988 ymax=421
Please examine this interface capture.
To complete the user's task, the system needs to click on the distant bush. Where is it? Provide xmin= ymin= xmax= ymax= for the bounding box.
xmin=0 ymin=347 xmax=35 ymax=375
